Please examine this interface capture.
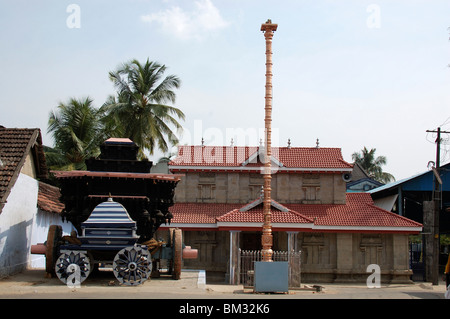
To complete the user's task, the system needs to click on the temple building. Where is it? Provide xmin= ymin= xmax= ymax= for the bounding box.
xmin=161 ymin=144 xmax=422 ymax=284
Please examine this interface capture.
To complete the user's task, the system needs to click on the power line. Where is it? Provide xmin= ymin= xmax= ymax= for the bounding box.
xmin=439 ymin=115 xmax=450 ymax=128
xmin=426 ymin=129 xmax=450 ymax=164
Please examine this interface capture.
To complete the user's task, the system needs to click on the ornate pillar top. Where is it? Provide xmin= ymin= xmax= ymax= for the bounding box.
xmin=261 ymin=19 xmax=278 ymax=32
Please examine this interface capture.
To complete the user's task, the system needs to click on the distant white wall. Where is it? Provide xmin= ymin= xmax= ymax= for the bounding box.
xmin=29 ymin=209 xmax=74 ymax=269
xmin=0 ymin=173 xmax=38 ymax=278
xmin=373 ymin=194 xmax=398 ymax=212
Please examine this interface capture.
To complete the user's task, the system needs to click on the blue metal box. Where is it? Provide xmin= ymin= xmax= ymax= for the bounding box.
xmin=254 ymin=261 xmax=289 ymax=293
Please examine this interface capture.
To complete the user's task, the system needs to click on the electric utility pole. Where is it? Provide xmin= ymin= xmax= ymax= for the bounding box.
xmin=425 ymin=127 xmax=450 ymax=284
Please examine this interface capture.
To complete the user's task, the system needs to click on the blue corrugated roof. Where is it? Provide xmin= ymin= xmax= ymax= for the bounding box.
xmin=369 ymin=162 xmax=450 ymax=194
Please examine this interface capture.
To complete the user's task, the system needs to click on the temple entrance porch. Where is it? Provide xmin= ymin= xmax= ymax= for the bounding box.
xmin=160 ymin=228 xmax=413 ymax=285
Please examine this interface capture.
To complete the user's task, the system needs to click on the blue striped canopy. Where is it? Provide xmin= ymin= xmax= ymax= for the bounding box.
xmin=81 ymin=199 xmax=136 ymax=228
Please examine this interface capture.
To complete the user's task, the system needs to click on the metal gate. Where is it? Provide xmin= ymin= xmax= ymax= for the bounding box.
xmin=239 ymin=249 xmax=301 ymax=288
xmin=409 ymin=242 xmax=425 ymax=281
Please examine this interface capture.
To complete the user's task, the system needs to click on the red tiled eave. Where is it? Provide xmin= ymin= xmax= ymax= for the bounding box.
xmin=52 ymin=170 xmax=183 ymax=182
xmin=37 ymin=182 xmax=64 ymax=214
xmin=167 ymin=193 xmax=422 ymax=233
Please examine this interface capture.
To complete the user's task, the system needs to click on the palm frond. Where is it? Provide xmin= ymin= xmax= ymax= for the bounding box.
xmin=47 ymin=96 xmax=103 ymax=169
xmin=352 ymin=146 xmax=395 ymax=183
xmin=103 ymin=58 xmax=184 ymax=155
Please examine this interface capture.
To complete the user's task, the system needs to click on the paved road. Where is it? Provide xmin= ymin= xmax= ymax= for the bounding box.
xmin=0 ymin=268 xmax=447 ymax=299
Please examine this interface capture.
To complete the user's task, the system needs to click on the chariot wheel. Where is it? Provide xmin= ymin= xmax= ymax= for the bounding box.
xmin=45 ymin=225 xmax=62 ymax=275
xmin=55 ymin=251 xmax=91 ymax=286
xmin=172 ymin=228 xmax=183 ymax=280
xmin=113 ymin=246 xmax=151 ymax=286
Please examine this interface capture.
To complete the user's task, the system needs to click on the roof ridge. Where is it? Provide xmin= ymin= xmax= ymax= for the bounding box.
xmin=283 ymin=207 xmax=315 ymax=223
xmin=216 ymin=205 xmax=314 ymax=224
xmin=238 ymin=197 xmax=292 ymax=213
xmin=270 ymin=199 xmax=290 ymax=212
xmin=337 ymin=158 xmax=354 ymax=168
xmin=216 ymin=208 xmax=240 ymax=222
xmin=176 ymin=145 xmax=345 ymax=150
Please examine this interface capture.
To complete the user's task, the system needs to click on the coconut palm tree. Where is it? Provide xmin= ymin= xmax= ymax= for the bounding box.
xmin=47 ymin=97 xmax=104 ymax=170
xmin=352 ymin=147 xmax=395 ymax=184
xmin=101 ymin=59 xmax=185 ymax=157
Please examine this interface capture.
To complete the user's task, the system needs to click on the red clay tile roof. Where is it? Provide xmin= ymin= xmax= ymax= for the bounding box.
xmin=286 ymin=193 xmax=423 ymax=229
xmin=169 ymin=145 xmax=353 ymax=171
xmin=37 ymin=182 xmax=64 ymax=214
xmin=170 ymin=202 xmax=238 ymax=224
xmin=170 ymin=146 xmax=258 ymax=167
xmin=217 ymin=206 xmax=313 ymax=224
xmin=0 ymin=127 xmax=47 ymax=213
xmin=168 ymin=193 xmax=422 ymax=232
xmin=277 ymin=147 xmax=352 ymax=169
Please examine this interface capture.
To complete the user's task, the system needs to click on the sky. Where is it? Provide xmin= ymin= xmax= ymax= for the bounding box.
xmin=1 ymin=0 xmax=450 ymax=181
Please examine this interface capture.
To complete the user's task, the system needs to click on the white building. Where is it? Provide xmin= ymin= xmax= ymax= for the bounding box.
xmin=0 ymin=127 xmax=72 ymax=277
